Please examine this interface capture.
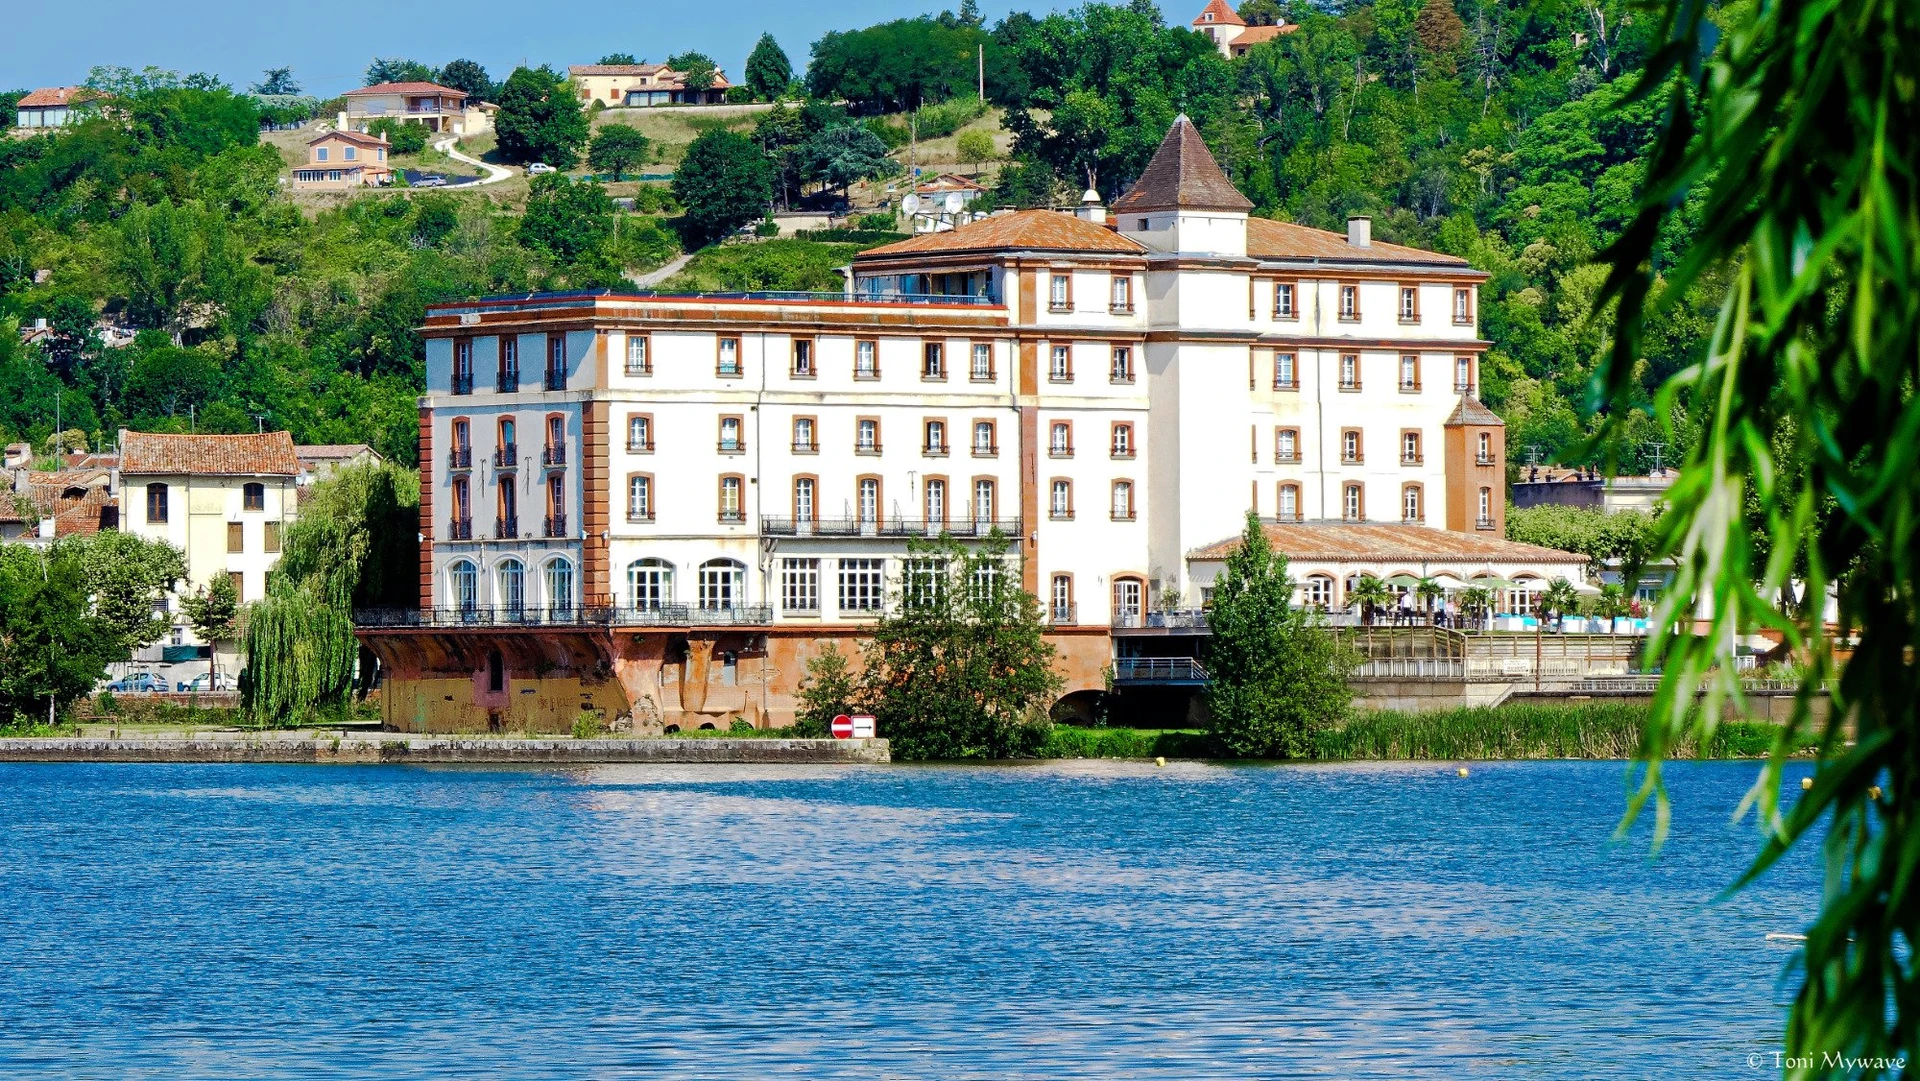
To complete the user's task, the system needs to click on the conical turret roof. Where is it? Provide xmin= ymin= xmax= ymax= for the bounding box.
xmin=1111 ymin=115 xmax=1253 ymax=214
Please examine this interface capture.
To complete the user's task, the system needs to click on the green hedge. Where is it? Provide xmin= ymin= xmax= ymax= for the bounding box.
xmin=1313 ymin=702 xmax=1818 ymax=761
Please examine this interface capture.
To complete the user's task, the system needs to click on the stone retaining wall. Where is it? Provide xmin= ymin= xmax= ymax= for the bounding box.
xmin=0 ymin=737 xmax=890 ymax=765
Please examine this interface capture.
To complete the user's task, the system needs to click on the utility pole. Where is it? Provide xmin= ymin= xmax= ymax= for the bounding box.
xmin=978 ymin=45 xmax=984 ymax=100
xmin=1646 ymin=442 xmax=1667 ymax=475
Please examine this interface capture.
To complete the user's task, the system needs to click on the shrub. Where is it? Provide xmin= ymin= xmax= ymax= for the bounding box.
xmin=754 ymin=218 xmax=780 ymax=237
xmin=956 ymin=130 xmax=998 ymax=165
xmin=795 ymin=644 xmax=858 ymax=737
xmin=366 ymin=117 xmax=426 ymax=155
xmin=856 ymin=211 xmax=897 ymax=231
xmin=571 ymin=711 xmax=606 ymax=739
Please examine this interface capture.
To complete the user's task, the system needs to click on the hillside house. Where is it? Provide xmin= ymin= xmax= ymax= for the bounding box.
xmin=567 ymin=64 xmax=731 ymax=107
xmin=292 ymin=130 xmax=393 ymax=189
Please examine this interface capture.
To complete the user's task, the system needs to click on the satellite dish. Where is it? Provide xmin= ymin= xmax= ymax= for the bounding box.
xmin=901 ymin=193 xmax=923 ymax=217
xmin=943 ymin=191 xmax=965 ymax=215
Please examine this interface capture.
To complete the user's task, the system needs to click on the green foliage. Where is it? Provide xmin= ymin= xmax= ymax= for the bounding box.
xmin=1504 ymin=503 xmax=1658 ymax=573
xmin=1203 ymin=514 xmax=1356 ymax=757
xmin=794 ymin=644 xmax=857 ymax=738
xmin=52 ymin=531 xmax=185 ymax=656
xmin=658 ymin=238 xmax=870 ymax=292
xmin=866 ymin=96 xmax=989 ymax=148
xmin=518 ymin=174 xmax=614 ymax=264
xmin=744 ymin=34 xmax=793 ymax=101
xmin=802 ymin=124 xmax=898 ymax=194
xmin=365 ymin=58 xmax=435 ymax=86
xmin=436 ymin=59 xmax=494 ymax=102
xmin=1314 ymin=704 xmax=1818 ymax=760
xmin=671 ymin=129 xmax=774 ymax=246
xmin=991 ymin=157 xmax=1061 ymax=208
xmin=0 ymin=545 xmax=133 ymax=723
xmin=859 ymin=534 xmax=1061 ymax=760
xmin=571 ymin=711 xmax=606 ymax=739
xmin=599 ymin=53 xmax=640 ymax=66
xmin=494 ymin=66 xmax=590 ymax=167
xmin=180 ymin=572 xmax=238 ymax=674
xmin=956 ymin=129 xmax=998 ymax=165
xmin=1039 ymin=726 xmax=1210 ymax=759
xmin=664 ymin=51 xmax=719 ymax=93
xmin=251 ymin=68 xmax=301 ymax=96
xmin=366 ymin=117 xmax=426 ymax=155
xmin=586 ymin=125 xmax=649 ymax=181
xmin=807 ymin=16 xmax=1000 ymax=114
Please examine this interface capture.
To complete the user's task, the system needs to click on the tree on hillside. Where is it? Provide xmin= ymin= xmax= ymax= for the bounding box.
xmin=1202 ymin=513 xmax=1354 ymax=757
xmin=250 ymin=68 xmax=300 ymax=95
xmin=181 ymin=573 xmax=239 ymax=687
xmin=802 ymin=124 xmax=897 ymax=197
xmin=1238 ymin=0 xmax=1285 ymax=26
xmin=53 ymin=530 xmax=185 ymax=659
xmin=672 ymin=129 xmax=773 ymax=246
xmin=494 ymin=66 xmax=589 ymax=167
xmin=806 ymin=16 xmax=997 ymax=114
xmin=587 ymin=125 xmax=650 ymax=181
xmin=517 ymin=174 xmax=615 ymax=263
xmin=437 ymin=59 xmax=494 ymax=102
xmin=957 ymin=129 xmax=997 ymax=168
xmin=599 ymin=53 xmax=640 ymax=66
xmin=665 ymin=51 xmax=718 ymax=92
xmin=0 ymin=545 xmax=120 ymax=725
xmin=365 ymin=57 xmax=436 ymax=86
xmin=744 ymin=34 xmax=792 ymax=100
xmin=366 ymin=116 xmax=426 ymax=154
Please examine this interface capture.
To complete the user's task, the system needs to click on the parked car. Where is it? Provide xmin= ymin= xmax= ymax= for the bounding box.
xmin=178 ymin=672 xmax=235 ymax=692
xmin=106 ymin=673 xmax=166 ymax=693
xmin=414 ymin=174 xmax=447 ymax=188
xmin=526 ymin=163 xmax=555 ymax=175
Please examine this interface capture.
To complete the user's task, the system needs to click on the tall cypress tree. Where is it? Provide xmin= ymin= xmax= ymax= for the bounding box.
xmin=743 ymin=34 xmax=793 ymax=101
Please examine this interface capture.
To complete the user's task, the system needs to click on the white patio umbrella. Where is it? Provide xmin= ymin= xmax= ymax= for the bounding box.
xmin=1430 ymin=573 xmax=1471 ymax=590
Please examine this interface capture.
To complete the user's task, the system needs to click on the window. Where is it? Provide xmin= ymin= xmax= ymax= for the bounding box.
xmin=1400 ymin=354 xmax=1420 ymax=391
xmin=1303 ymin=575 xmax=1334 ymax=610
xmin=344 ymin=146 xmax=358 ymax=162
xmin=1050 ymin=479 xmax=1072 ymax=519
xmin=1049 ymin=422 xmax=1072 ymax=457
xmin=1111 ymin=422 xmax=1135 ymax=459
xmin=628 ymin=414 xmax=653 ymax=452
xmin=856 ymin=418 xmax=880 ymax=454
xmin=973 ymin=479 xmax=996 ymax=522
xmin=972 ymin=421 xmax=996 ymax=456
xmin=1403 ymin=484 xmax=1423 ymax=521
xmin=1112 ymin=577 xmax=1144 ymax=628
xmin=1110 ymin=274 xmax=1132 ymax=312
xmin=239 ymin=481 xmax=265 ymax=512
xmin=1339 ymin=284 xmax=1359 ymax=320
xmin=453 ymin=339 xmax=473 ymax=394
xmin=1275 ymin=351 xmax=1297 ymax=389
xmin=628 ymin=559 xmax=673 ymax=610
xmin=781 ymin=559 xmax=821 ymax=613
xmin=855 ymin=339 xmax=879 ymax=378
xmin=1049 ymin=344 xmax=1072 ymax=382
xmin=1049 ymin=273 xmax=1071 ymax=311
xmin=1274 ymin=282 xmax=1296 ymax=319
xmin=497 ymin=478 xmax=518 ymax=536
xmin=1399 ymin=285 xmax=1419 ymax=322
xmin=1051 ymin=575 xmax=1075 ymax=623
xmin=544 ymin=474 xmax=565 ymax=536
xmin=498 ymin=337 xmax=519 ymax=392
xmin=924 ymin=478 xmax=946 ymax=525
xmin=1403 ymin=431 xmax=1422 ymax=464
xmin=1453 ymin=287 xmax=1472 ymax=324
xmin=793 ymin=477 xmax=816 ymax=521
xmin=229 ymin=572 xmax=245 ymax=604
xmin=451 ymin=477 xmax=472 ymax=538
xmin=716 ymin=336 xmax=741 ymax=377
xmin=1278 ymin=483 xmax=1300 ymax=521
xmin=315 ymin=146 xmax=329 ymax=162
xmin=837 ymin=558 xmax=885 ymax=612
xmin=227 ymin=522 xmax=245 ymax=553
xmin=718 ymin=475 xmax=744 ymax=522
xmin=1276 ymin=428 xmax=1298 ymax=463
xmin=1478 ymin=487 xmax=1494 ymax=527
xmin=1111 ymin=481 xmax=1135 ymax=520
xmin=1478 ymin=431 xmax=1494 ymax=464
xmin=1344 ymin=483 xmax=1364 ymax=521
xmin=1342 ymin=429 xmax=1363 ymax=463
xmin=449 ymin=560 xmax=478 ymax=610
xmin=857 ymin=477 xmax=880 ymax=525
xmin=719 ymin=416 xmax=744 ymax=453
xmin=264 ymin=521 xmax=281 ymax=553
xmin=970 ymin=343 xmax=993 ymax=381
xmin=1340 ymin=354 xmax=1360 ymax=389
xmin=1110 ymin=346 xmax=1134 ymax=384
xmin=627 ymin=475 xmax=653 ymax=521
xmin=791 ymin=337 xmax=814 ymax=377
xmin=545 ymin=334 xmax=566 ymax=390
xmin=545 ymin=415 xmax=566 ymax=465
xmin=498 ymin=559 xmax=526 ymax=615
xmin=698 ymin=559 xmax=746 ymax=610
xmin=920 ymin=419 xmax=947 ymax=456
xmin=1457 ymin=356 xmax=1474 ymax=392
xmin=922 ymin=342 xmax=945 ymax=379
xmin=545 ymin=559 xmax=574 ymax=613
xmin=625 ymin=334 xmax=649 ymax=376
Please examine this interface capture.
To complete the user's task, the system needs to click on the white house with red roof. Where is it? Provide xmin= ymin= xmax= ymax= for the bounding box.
xmin=14 ymin=86 xmax=104 ymax=129
xmin=1190 ymin=0 xmax=1299 ymax=57
xmin=338 ymin=81 xmax=494 ymax=135
xmin=566 ymin=64 xmax=732 ymax=107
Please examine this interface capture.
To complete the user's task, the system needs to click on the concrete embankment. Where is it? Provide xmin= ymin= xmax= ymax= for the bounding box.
xmin=0 ymin=736 xmax=890 ymax=765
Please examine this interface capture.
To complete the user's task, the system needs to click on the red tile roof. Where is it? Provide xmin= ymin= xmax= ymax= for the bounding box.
xmin=1190 ymin=523 xmax=1587 ymax=564
xmin=565 ymin=64 xmax=732 ymax=91
xmin=1445 ymin=395 xmax=1504 ymax=426
xmin=1232 ymin=24 xmax=1298 ymax=46
xmin=1245 ymin=216 xmax=1473 ymax=267
xmin=856 ymin=209 xmax=1146 ymax=259
xmin=119 ymin=430 xmax=300 ymax=477
xmin=17 ymin=86 xmax=102 ymax=108
xmin=1192 ymin=0 xmax=1247 ymax=27
xmin=568 ymin=64 xmax=668 ymax=76
xmin=345 ymin=82 xmax=467 ymax=99
xmin=1111 ymin=115 xmax=1253 ymax=214
xmin=309 ymin=129 xmax=389 ymax=149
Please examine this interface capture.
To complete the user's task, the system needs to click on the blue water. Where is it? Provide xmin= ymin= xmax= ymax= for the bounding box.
xmin=0 ymin=760 xmax=1815 ymax=1079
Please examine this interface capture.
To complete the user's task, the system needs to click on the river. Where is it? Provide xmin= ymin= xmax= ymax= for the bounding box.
xmin=0 ymin=759 xmax=1815 ymax=1078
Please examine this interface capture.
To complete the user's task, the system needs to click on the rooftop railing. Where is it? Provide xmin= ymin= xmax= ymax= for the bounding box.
xmin=759 ymin=516 xmax=1023 ymax=539
xmin=355 ymin=604 xmax=775 ymax=629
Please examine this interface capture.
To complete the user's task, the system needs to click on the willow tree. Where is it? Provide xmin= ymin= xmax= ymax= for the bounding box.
xmin=1599 ymin=0 xmax=1920 ymax=1068
xmin=243 ymin=462 xmax=417 ymax=725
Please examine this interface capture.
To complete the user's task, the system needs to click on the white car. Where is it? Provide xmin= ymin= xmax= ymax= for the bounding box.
xmin=179 ymin=672 xmax=236 ymax=692
xmin=526 ymin=163 xmax=555 ymax=175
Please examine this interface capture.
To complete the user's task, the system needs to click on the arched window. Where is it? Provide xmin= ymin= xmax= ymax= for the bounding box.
xmin=1111 ymin=576 xmax=1145 ymax=629
xmin=497 ymin=558 xmax=525 ymax=616
xmin=973 ymin=479 xmax=996 ymax=523
xmin=146 ymin=483 xmax=169 ymax=523
xmin=1402 ymin=484 xmax=1422 ymax=522
xmin=924 ymin=478 xmax=946 ymax=526
xmin=498 ymin=418 xmax=517 ymax=464
xmin=627 ymin=474 xmax=653 ymax=521
xmin=449 ymin=560 xmax=478 ymax=611
xmin=545 ymin=558 xmax=575 ymax=615
xmin=1303 ymin=575 xmax=1335 ymax=610
xmin=1277 ymin=483 xmax=1301 ymax=522
xmin=858 ymin=477 xmax=880 ymax=525
xmin=698 ymin=558 xmax=746 ymax=611
xmin=1111 ymin=481 xmax=1135 ymax=520
xmin=1050 ymin=574 xmax=1074 ymax=624
xmin=793 ymin=477 xmax=816 ymax=522
xmin=628 ymin=559 xmax=674 ymax=610
xmin=628 ymin=415 xmax=652 ymax=451
xmin=243 ymin=482 xmax=266 ymax=512
xmin=1343 ymin=483 xmax=1364 ymax=521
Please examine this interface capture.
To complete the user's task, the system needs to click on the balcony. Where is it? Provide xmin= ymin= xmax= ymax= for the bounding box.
xmin=543 ymin=446 xmax=567 ymax=467
xmin=1476 ymin=453 xmax=1498 ymax=466
xmin=1049 ymin=447 xmax=1073 ymax=459
xmin=1112 ymin=657 xmax=1211 ymax=685
xmin=544 ymin=368 xmax=566 ymax=391
xmin=628 ymin=438 xmax=654 ymax=453
xmin=614 ymin=604 xmax=773 ymax=627
xmin=1275 ymin=452 xmax=1299 ymax=464
xmin=792 ymin=440 xmax=818 ymax=454
xmin=923 ymin=442 xmax=948 ymax=457
xmin=544 ymin=514 xmax=567 ymax=537
xmin=355 ymin=606 xmax=616 ymax=629
xmin=1114 ymin=609 xmax=1210 ymax=632
xmin=1457 ymin=381 xmax=1476 ymax=394
xmin=1110 ymin=370 xmax=1135 ymax=385
xmin=1402 ymin=453 xmax=1424 ymax=465
xmin=971 ymin=444 xmax=997 ymax=458
xmin=494 ymin=445 xmax=517 ymax=468
xmin=1050 ymin=603 xmax=1077 ymax=626
xmin=497 ymin=368 xmax=519 ymax=393
xmin=449 ymin=517 xmax=472 ymax=540
xmin=718 ymin=440 xmax=746 ymax=454
xmin=1475 ymin=516 xmax=1497 ymax=531
xmin=452 ymin=373 xmax=473 ymax=395
xmin=447 ymin=448 xmax=472 ymax=470
xmin=625 ymin=359 xmax=651 ymax=377
xmin=718 ymin=509 xmax=745 ymax=524
xmin=759 ymin=516 xmax=1023 ymax=539
xmin=496 ymin=515 xmax=518 ymax=539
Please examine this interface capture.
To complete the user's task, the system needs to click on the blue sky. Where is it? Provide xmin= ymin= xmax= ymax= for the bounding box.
xmin=0 ymin=0 xmax=1079 ymax=98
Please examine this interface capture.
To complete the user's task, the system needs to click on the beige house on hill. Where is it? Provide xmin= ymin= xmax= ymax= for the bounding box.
xmin=338 ymin=81 xmax=494 ymax=135
xmin=292 ymin=130 xmax=393 ymax=189
xmin=567 ymin=64 xmax=731 ymax=107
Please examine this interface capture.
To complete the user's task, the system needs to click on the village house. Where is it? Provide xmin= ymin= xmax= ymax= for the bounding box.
xmin=1190 ymin=0 xmax=1299 ymax=58
xmin=338 ymin=81 xmax=494 ymax=136
xmin=296 ymin=443 xmax=384 ymax=484
xmin=566 ymin=64 xmax=731 ymax=107
xmin=14 ymin=86 xmax=104 ymax=130
xmin=291 ymin=130 xmax=393 ymax=190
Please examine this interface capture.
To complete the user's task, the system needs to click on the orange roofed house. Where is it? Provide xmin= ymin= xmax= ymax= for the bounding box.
xmin=1190 ymin=0 xmax=1299 ymax=58
xmin=292 ymin=130 xmax=393 ymax=189
xmin=567 ymin=64 xmax=731 ymax=107
xmin=337 ymin=82 xmax=495 ymax=136
xmin=14 ymin=86 xmax=104 ymax=130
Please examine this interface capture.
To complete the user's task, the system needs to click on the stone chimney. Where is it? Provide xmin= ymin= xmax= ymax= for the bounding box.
xmin=1347 ymin=215 xmax=1372 ymax=247
xmin=1076 ymin=187 xmax=1106 ymax=226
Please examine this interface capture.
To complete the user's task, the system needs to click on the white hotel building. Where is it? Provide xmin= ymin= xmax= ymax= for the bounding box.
xmin=363 ymin=118 xmax=1554 ymax=733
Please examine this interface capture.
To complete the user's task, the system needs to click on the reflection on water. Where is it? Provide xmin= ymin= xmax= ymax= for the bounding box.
xmin=0 ymin=760 xmax=1814 ymax=1079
